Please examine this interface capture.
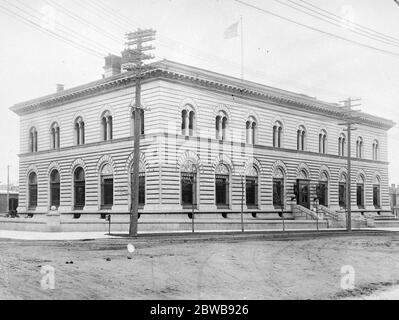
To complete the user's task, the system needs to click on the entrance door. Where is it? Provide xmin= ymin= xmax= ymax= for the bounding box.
xmin=297 ymin=179 xmax=310 ymax=209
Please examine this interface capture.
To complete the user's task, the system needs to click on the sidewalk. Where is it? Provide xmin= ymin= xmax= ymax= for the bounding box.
xmin=0 ymin=230 xmax=120 ymax=241
xmin=0 ymin=227 xmax=397 ymax=241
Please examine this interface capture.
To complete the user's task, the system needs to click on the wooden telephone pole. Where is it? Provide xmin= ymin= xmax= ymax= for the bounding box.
xmin=122 ymin=29 xmax=156 ymax=237
xmin=339 ymin=98 xmax=361 ymax=232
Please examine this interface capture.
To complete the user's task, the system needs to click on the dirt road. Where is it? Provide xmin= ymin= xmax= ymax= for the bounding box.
xmin=1 ymin=233 xmax=399 ymax=299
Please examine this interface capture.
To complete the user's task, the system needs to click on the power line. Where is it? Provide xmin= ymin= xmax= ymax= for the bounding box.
xmin=233 ymin=0 xmax=399 ymax=58
xmin=296 ymin=0 xmax=399 ymax=44
xmin=273 ymin=0 xmax=399 ymax=49
xmin=43 ymin=0 xmax=124 ymax=45
xmin=9 ymin=0 xmax=119 ymax=55
xmin=0 ymin=1 xmax=104 ymax=58
xmin=0 ymin=0 xmax=117 ymax=57
xmin=83 ymin=0 xmax=354 ymax=98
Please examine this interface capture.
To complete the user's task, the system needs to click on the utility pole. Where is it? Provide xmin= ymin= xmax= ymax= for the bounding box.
xmin=339 ymin=98 xmax=361 ymax=232
xmin=6 ymin=165 xmax=10 ymax=214
xmin=122 ymin=29 xmax=156 ymax=237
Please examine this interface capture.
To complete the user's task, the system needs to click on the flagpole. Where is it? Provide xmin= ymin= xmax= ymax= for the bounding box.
xmin=240 ymin=15 xmax=244 ymax=80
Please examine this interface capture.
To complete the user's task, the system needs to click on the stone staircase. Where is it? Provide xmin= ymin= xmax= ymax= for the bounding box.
xmin=319 ymin=205 xmax=346 ymax=228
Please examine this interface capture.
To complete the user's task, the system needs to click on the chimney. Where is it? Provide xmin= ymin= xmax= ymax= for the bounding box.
xmin=103 ymin=54 xmax=122 ymax=78
xmin=56 ymin=84 xmax=64 ymax=93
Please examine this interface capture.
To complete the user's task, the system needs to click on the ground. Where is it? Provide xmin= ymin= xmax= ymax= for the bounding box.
xmin=1 ymin=232 xmax=399 ymax=300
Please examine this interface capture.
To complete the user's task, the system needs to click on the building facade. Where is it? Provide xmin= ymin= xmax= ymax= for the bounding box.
xmin=10 ymin=59 xmax=395 ymax=220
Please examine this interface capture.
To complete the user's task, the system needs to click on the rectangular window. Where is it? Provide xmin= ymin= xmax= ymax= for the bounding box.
xmin=246 ymin=177 xmax=258 ymax=207
xmin=101 ymin=178 xmax=114 ymax=208
xmin=357 ymin=184 xmax=364 ymax=208
xmin=339 ymin=182 xmax=346 ymax=208
xmin=273 ymin=178 xmax=284 ymax=208
xmin=29 ymin=186 xmax=38 ymax=209
xmin=216 ymin=175 xmax=229 ymax=206
xmin=373 ymin=185 xmax=380 ymax=208
xmin=181 ymin=173 xmax=196 ymax=206
xmin=139 ymin=174 xmax=145 ymax=206
xmin=316 ymin=182 xmax=328 ymax=207
xmin=50 ymin=183 xmax=60 ymax=208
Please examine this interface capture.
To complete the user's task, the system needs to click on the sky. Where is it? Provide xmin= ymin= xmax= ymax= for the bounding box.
xmin=0 ymin=0 xmax=398 ymax=185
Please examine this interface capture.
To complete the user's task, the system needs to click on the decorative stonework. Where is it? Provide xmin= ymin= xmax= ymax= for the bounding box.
xmin=373 ymin=172 xmax=382 ymax=184
xmin=318 ymin=165 xmax=331 ymax=181
xmin=213 ymin=104 xmax=232 ymax=122
xmin=128 ymin=98 xmax=149 ymax=114
xmin=338 ymin=167 xmax=348 ymax=182
xmin=96 ymin=155 xmax=116 ymax=172
xmin=10 ymin=61 xmax=394 ymax=130
xmin=179 ymin=97 xmax=198 ymax=115
xmin=177 ymin=150 xmax=203 ymax=173
xmin=47 ymin=161 xmax=62 ymax=177
xmin=70 ymin=158 xmax=88 ymax=175
xmin=243 ymin=109 xmax=260 ymax=126
xmin=271 ymin=160 xmax=287 ymax=177
xmin=99 ymin=105 xmax=114 ymax=119
xmin=126 ymin=152 xmax=148 ymax=173
xmin=25 ymin=164 xmax=39 ymax=177
xmin=212 ymin=154 xmax=234 ymax=174
xmin=356 ymin=169 xmax=367 ymax=183
xmin=296 ymin=163 xmax=310 ymax=179
xmin=244 ymin=157 xmax=263 ymax=175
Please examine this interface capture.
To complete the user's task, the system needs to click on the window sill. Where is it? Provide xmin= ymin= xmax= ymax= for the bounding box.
xmin=216 ymin=205 xmax=230 ymax=209
xmin=182 ymin=204 xmax=198 ymax=210
xmin=100 ymin=205 xmax=113 ymax=210
xmin=247 ymin=205 xmax=259 ymax=210
xmin=73 ymin=206 xmax=84 ymax=211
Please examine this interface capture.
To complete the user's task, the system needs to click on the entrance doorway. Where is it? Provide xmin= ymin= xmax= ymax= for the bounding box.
xmin=297 ymin=179 xmax=310 ymax=209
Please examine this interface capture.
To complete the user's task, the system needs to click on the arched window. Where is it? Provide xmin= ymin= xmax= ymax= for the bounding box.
xmin=181 ymin=106 xmax=196 ymax=136
xmin=130 ymin=161 xmax=146 ymax=207
xmin=316 ymin=172 xmax=329 ymax=206
xmin=356 ymin=137 xmax=364 ymax=159
xmin=181 ymin=160 xmax=197 ymax=207
xmin=339 ymin=172 xmax=347 ymax=208
xmin=215 ymin=163 xmax=230 ymax=207
xmin=100 ymin=164 xmax=114 ymax=209
xmin=28 ymin=172 xmax=38 ymax=209
xmin=215 ymin=111 xmax=228 ymax=140
xmin=246 ymin=165 xmax=259 ymax=207
xmin=132 ymin=108 xmax=145 ymax=135
xmin=372 ymin=140 xmax=379 ymax=161
xmin=74 ymin=117 xmax=85 ymax=146
xmin=356 ymin=174 xmax=365 ymax=208
xmin=273 ymin=168 xmax=284 ymax=208
xmin=273 ymin=121 xmax=283 ymax=148
xmin=373 ymin=175 xmax=381 ymax=209
xmin=29 ymin=127 xmax=38 ymax=153
xmin=297 ymin=125 xmax=306 ymax=151
xmin=50 ymin=170 xmax=60 ymax=208
xmin=101 ymin=111 xmax=113 ymax=141
xmin=319 ymin=130 xmax=327 ymax=154
xmin=74 ymin=167 xmax=85 ymax=209
xmin=245 ymin=116 xmax=257 ymax=144
xmin=50 ymin=123 xmax=60 ymax=149
xmin=338 ymin=133 xmax=346 ymax=156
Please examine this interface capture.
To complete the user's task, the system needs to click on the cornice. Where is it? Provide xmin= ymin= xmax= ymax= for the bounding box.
xmin=10 ymin=60 xmax=396 ymax=130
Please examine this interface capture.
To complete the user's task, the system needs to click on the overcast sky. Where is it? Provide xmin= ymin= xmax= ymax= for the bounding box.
xmin=0 ymin=0 xmax=398 ymax=185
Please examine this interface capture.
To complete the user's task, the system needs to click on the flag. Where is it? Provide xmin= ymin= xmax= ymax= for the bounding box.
xmin=224 ymin=21 xmax=239 ymax=39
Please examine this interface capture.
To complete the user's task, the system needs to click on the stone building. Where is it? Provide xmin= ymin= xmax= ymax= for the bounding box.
xmin=10 ymin=58 xmax=395 ymax=224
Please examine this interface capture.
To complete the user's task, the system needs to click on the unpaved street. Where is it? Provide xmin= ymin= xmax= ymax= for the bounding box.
xmin=1 ymin=233 xmax=399 ymax=300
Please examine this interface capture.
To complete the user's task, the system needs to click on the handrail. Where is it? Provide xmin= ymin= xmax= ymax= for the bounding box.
xmin=294 ymin=205 xmax=319 ymax=220
xmin=319 ymin=205 xmax=341 ymax=221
